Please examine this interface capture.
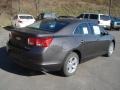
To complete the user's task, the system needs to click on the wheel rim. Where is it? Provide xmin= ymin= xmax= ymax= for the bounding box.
xmin=109 ymin=43 xmax=114 ymax=55
xmin=67 ymin=56 xmax=78 ymax=74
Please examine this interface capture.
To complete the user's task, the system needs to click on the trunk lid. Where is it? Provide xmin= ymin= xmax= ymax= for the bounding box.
xmin=9 ymin=28 xmax=54 ymax=50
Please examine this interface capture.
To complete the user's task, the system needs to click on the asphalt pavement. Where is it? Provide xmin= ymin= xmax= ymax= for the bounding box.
xmin=0 ymin=27 xmax=120 ymax=90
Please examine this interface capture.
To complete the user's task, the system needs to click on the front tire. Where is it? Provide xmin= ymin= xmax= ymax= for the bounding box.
xmin=105 ymin=42 xmax=114 ymax=57
xmin=61 ymin=52 xmax=79 ymax=77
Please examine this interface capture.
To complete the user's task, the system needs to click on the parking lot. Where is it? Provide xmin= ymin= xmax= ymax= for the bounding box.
xmin=0 ymin=27 xmax=120 ymax=90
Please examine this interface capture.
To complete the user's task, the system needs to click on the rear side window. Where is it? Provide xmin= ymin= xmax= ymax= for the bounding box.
xmin=74 ymin=23 xmax=92 ymax=35
xmin=89 ymin=14 xmax=98 ymax=19
xmin=74 ymin=24 xmax=84 ymax=34
xmin=100 ymin=15 xmax=110 ymax=21
xmin=19 ymin=16 xmax=33 ymax=19
xmin=27 ymin=20 xmax=69 ymax=32
xmin=84 ymin=14 xmax=89 ymax=19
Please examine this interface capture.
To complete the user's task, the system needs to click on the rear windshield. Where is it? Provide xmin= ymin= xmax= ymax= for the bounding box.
xmin=19 ymin=16 xmax=33 ymax=19
xmin=100 ymin=15 xmax=110 ymax=20
xmin=27 ymin=20 xmax=69 ymax=32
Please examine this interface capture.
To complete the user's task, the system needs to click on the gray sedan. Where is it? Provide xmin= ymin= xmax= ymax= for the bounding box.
xmin=7 ymin=19 xmax=115 ymax=76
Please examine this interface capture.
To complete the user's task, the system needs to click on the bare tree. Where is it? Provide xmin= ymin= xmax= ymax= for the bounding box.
xmin=10 ymin=0 xmax=12 ymax=16
xmin=34 ymin=0 xmax=40 ymax=16
xmin=17 ymin=0 xmax=21 ymax=13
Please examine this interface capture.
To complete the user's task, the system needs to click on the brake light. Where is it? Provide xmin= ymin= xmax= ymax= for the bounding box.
xmin=28 ymin=37 xmax=53 ymax=47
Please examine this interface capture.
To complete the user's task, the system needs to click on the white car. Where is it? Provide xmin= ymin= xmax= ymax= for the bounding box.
xmin=77 ymin=13 xmax=111 ymax=29
xmin=12 ymin=14 xmax=35 ymax=28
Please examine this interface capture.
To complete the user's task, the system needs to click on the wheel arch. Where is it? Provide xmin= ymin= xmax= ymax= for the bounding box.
xmin=112 ymin=39 xmax=115 ymax=49
xmin=72 ymin=49 xmax=82 ymax=64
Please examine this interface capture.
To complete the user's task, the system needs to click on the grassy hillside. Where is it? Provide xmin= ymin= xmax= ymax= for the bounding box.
xmin=0 ymin=0 xmax=120 ymax=26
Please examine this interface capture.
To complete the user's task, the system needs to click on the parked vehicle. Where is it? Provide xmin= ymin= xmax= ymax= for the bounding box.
xmin=77 ymin=13 xmax=111 ymax=29
xmin=110 ymin=17 xmax=120 ymax=30
xmin=36 ymin=13 xmax=57 ymax=21
xmin=12 ymin=14 xmax=35 ymax=28
xmin=7 ymin=19 xmax=115 ymax=76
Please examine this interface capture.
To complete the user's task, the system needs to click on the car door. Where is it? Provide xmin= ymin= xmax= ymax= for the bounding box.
xmin=74 ymin=23 xmax=100 ymax=60
xmin=89 ymin=23 xmax=110 ymax=54
xmin=81 ymin=23 xmax=102 ymax=59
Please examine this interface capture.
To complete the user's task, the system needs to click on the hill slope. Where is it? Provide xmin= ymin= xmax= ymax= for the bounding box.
xmin=0 ymin=0 xmax=119 ymax=26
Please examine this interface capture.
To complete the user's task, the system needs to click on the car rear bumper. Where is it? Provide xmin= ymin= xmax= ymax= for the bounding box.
xmin=9 ymin=55 xmax=61 ymax=71
xmin=7 ymin=43 xmax=62 ymax=71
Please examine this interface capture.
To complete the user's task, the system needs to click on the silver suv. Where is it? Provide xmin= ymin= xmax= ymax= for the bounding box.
xmin=77 ymin=13 xmax=111 ymax=29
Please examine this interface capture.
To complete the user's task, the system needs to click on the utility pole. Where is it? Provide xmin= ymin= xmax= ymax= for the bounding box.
xmin=109 ymin=0 xmax=112 ymax=16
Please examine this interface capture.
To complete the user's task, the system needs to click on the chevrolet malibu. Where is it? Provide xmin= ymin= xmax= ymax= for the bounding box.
xmin=7 ymin=19 xmax=115 ymax=76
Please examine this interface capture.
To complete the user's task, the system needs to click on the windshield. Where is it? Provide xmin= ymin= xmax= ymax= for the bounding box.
xmin=27 ymin=19 xmax=69 ymax=32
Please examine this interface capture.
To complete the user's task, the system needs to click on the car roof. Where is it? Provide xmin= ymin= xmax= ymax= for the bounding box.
xmin=81 ymin=13 xmax=109 ymax=16
xmin=51 ymin=19 xmax=97 ymax=35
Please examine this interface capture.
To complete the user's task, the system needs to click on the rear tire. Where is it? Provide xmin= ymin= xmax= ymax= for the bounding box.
xmin=105 ymin=42 xmax=114 ymax=57
xmin=61 ymin=52 xmax=79 ymax=77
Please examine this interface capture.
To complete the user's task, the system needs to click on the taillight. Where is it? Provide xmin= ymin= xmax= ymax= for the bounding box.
xmin=28 ymin=37 xmax=53 ymax=47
